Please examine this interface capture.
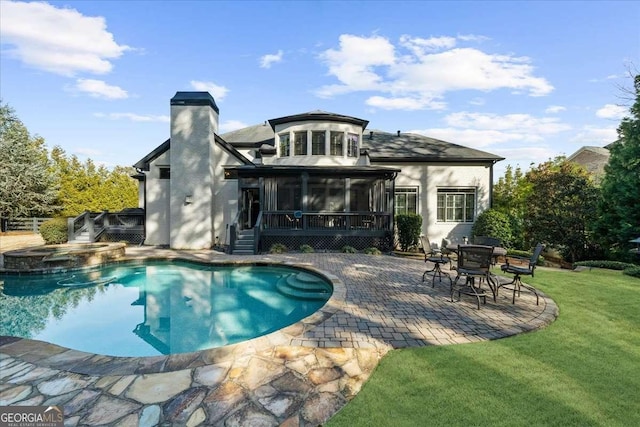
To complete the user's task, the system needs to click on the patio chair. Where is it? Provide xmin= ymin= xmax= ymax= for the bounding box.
xmin=421 ymin=236 xmax=452 ymax=287
xmin=472 ymin=236 xmax=502 ymax=264
xmin=451 ymin=245 xmax=496 ymax=309
xmin=498 ymin=243 xmax=545 ymax=305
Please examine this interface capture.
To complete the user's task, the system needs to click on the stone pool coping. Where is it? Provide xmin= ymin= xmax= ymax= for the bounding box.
xmin=0 ymin=257 xmax=347 ymax=376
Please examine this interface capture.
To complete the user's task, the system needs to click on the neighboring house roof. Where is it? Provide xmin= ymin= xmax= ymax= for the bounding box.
xmin=567 ymin=145 xmax=611 ymax=178
xmin=362 ymin=130 xmax=504 ymax=163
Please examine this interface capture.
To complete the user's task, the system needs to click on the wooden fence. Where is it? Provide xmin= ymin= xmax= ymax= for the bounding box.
xmin=1 ymin=217 xmax=52 ymax=233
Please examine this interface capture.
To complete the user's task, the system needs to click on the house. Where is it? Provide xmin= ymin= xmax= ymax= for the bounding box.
xmin=133 ymin=92 xmax=504 ymax=253
xmin=567 ymin=144 xmax=612 ymax=183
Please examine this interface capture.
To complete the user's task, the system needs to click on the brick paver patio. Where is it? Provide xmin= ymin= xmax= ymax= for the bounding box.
xmin=0 ymin=245 xmax=558 ymax=426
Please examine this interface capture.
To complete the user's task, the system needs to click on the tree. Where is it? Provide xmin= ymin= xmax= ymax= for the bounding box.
xmin=493 ymin=164 xmax=531 ymax=249
xmin=524 ymin=157 xmax=600 ymax=262
xmin=0 ymin=102 xmax=58 ymax=222
xmin=51 ymin=147 xmax=138 ymax=217
xmin=595 ymin=74 xmax=640 ymax=258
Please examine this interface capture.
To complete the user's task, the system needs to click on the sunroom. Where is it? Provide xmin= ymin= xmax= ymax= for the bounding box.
xmin=225 ymin=164 xmax=399 ymax=252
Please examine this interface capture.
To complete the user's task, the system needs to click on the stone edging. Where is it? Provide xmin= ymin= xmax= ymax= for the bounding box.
xmin=0 ymin=257 xmax=347 ymax=376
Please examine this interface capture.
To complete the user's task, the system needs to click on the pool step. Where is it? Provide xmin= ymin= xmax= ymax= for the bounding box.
xmin=276 ymin=273 xmax=332 ymax=300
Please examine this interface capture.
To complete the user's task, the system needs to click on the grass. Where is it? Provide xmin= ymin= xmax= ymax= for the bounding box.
xmin=328 ymin=267 xmax=640 ymax=426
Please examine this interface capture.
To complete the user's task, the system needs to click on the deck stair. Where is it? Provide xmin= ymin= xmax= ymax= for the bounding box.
xmin=68 ymin=230 xmax=91 ymax=244
xmin=232 ymin=229 xmax=256 ymax=255
xmin=276 ymin=272 xmax=332 ymax=300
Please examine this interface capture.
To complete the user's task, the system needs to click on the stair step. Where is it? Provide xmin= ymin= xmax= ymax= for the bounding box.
xmin=233 ymin=250 xmax=255 ymax=255
xmin=276 ymin=276 xmax=332 ymax=300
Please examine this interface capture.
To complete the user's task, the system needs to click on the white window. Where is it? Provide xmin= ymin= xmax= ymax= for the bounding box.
xmin=279 ymin=133 xmax=290 ymax=157
xmin=294 ymin=131 xmax=307 ymax=156
xmin=347 ymin=133 xmax=359 ymax=157
xmin=312 ymin=131 xmax=326 ymax=155
xmin=330 ymin=131 xmax=343 ymax=156
xmin=437 ymin=188 xmax=476 ymax=222
xmin=395 ymin=187 xmax=418 ymax=215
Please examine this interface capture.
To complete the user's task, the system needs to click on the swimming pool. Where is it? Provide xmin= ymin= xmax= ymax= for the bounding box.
xmin=0 ymin=260 xmax=333 ymax=357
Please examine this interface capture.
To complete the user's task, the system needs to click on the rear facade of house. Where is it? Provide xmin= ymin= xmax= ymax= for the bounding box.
xmin=133 ymin=92 xmax=504 ymax=254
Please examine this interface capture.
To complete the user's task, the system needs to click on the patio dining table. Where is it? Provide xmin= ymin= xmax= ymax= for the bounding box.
xmin=446 ymin=243 xmax=507 ymax=265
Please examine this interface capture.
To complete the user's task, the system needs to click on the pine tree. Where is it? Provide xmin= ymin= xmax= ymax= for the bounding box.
xmin=595 ymin=74 xmax=640 ymax=258
xmin=0 ymin=102 xmax=58 ymax=222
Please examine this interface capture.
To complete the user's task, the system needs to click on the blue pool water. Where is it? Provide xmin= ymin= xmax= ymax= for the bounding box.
xmin=0 ymin=260 xmax=332 ymax=357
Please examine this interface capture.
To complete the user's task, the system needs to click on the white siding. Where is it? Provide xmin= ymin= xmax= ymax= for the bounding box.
xmin=381 ymin=162 xmax=493 ymax=247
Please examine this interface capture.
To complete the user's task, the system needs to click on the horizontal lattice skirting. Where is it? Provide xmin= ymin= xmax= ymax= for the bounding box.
xmin=99 ymin=231 xmax=145 ymax=245
xmin=260 ymin=233 xmax=393 ymax=253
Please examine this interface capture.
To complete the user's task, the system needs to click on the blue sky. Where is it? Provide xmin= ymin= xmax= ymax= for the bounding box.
xmin=1 ymin=0 xmax=638 ymax=180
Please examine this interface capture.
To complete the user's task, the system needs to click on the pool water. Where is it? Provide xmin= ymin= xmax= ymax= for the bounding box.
xmin=0 ymin=260 xmax=332 ymax=357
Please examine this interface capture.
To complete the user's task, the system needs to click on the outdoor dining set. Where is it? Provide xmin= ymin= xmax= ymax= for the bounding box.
xmin=421 ymin=236 xmax=545 ymax=310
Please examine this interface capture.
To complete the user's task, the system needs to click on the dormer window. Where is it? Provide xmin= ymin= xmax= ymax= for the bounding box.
xmin=294 ymin=131 xmax=307 ymax=155
xmin=347 ymin=133 xmax=359 ymax=157
xmin=312 ymin=131 xmax=326 ymax=155
xmin=330 ymin=131 xmax=344 ymax=156
xmin=279 ymin=133 xmax=290 ymax=156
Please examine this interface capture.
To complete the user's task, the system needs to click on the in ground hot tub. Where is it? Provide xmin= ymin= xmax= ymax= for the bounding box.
xmin=2 ymin=243 xmax=126 ymax=272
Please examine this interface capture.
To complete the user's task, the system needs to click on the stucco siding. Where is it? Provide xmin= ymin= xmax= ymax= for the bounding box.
xmin=145 ymin=151 xmax=170 ymax=245
xmin=380 ymin=162 xmax=493 ymax=246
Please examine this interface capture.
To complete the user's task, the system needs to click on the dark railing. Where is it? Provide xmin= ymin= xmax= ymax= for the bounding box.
xmin=262 ymin=211 xmax=391 ymax=232
xmin=67 ymin=210 xmax=144 ymax=243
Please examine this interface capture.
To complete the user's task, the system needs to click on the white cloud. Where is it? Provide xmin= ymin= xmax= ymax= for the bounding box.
xmin=443 ymin=112 xmax=571 ymax=134
xmin=316 ymin=34 xmax=553 ymax=108
xmin=365 ymin=95 xmax=445 ymax=111
xmin=94 ymin=112 xmax=169 ymax=122
xmin=259 ymin=50 xmax=283 ymax=68
xmin=596 ymin=103 xmax=628 ymax=119
xmin=0 ymin=1 xmax=130 ymax=76
xmin=219 ymin=120 xmax=249 ymax=133
xmin=190 ymin=80 xmax=229 ymax=100
xmin=316 ymin=34 xmax=396 ymax=97
xmin=75 ymin=79 xmax=128 ymax=99
xmin=74 ymin=147 xmax=103 ymax=157
xmin=570 ymin=125 xmax=618 ymax=145
xmin=545 ymin=105 xmax=566 ymax=114
xmin=468 ymin=98 xmax=485 ymax=106
xmin=408 ymin=112 xmax=571 ymax=150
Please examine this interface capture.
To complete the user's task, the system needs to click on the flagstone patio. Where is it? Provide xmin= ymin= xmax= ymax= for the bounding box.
xmin=0 ymin=248 xmax=558 ymax=426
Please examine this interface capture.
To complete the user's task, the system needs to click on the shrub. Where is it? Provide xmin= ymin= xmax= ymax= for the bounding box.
xmin=396 ymin=214 xmax=422 ymax=252
xmin=364 ymin=247 xmax=382 ymax=255
xmin=623 ymin=266 xmax=640 ymax=278
xmin=341 ymin=245 xmax=357 ymax=254
xmin=471 ymin=209 xmax=513 ymax=248
xmin=505 ymin=249 xmax=545 ymax=266
xmin=573 ymin=260 xmax=635 ymax=270
xmin=39 ymin=218 xmax=68 ymax=244
xmin=299 ymin=244 xmax=314 ymax=253
xmin=269 ymin=243 xmax=287 ymax=254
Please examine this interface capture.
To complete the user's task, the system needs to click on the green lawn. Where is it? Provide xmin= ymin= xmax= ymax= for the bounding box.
xmin=328 ymin=267 xmax=640 ymax=427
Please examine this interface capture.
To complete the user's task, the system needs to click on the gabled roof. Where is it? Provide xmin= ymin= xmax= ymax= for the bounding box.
xmin=133 ymin=135 xmax=251 ymax=171
xmin=567 ymin=146 xmax=611 ymax=161
xmin=362 ymin=130 xmax=504 ymax=163
xmin=268 ymin=111 xmax=369 ymax=130
xmin=134 ymin=138 xmax=170 ymax=170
